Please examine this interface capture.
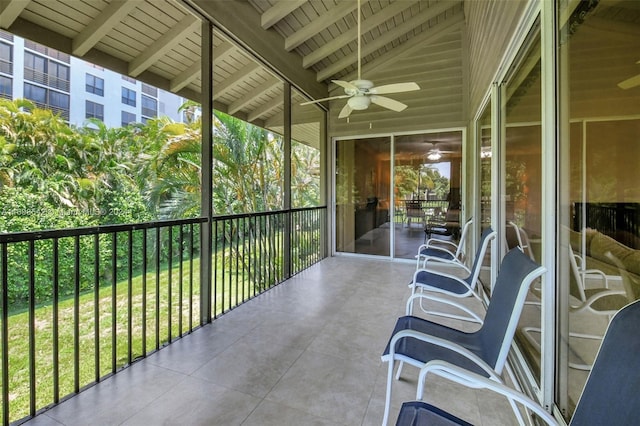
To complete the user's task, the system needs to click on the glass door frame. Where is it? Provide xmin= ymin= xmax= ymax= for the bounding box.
xmin=331 ymin=127 xmax=467 ymax=260
xmin=471 ymin=0 xmax=555 ymax=413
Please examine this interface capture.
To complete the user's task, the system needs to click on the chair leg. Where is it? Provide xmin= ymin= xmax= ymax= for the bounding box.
xmin=383 ymin=359 xmax=395 ymax=426
xmin=395 ymin=361 xmax=404 ymax=380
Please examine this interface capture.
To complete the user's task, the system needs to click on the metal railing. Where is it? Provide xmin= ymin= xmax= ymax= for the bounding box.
xmin=0 ymin=206 xmax=326 ymax=425
xmin=574 ymin=202 xmax=640 ymax=249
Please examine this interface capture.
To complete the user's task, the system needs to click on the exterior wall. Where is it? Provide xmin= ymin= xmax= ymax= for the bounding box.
xmin=465 ymin=0 xmax=530 ymax=115
xmin=68 ymin=57 xmax=183 ymax=128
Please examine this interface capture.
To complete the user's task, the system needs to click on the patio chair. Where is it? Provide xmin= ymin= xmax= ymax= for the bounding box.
xmin=415 ymin=217 xmax=473 ymax=271
xmin=507 ymin=221 xmax=535 ymax=260
xmin=381 ymin=248 xmax=545 ymax=426
xmin=408 ymin=227 xmax=496 ymax=324
xmin=521 ymin=246 xmax=630 ymax=370
xmin=405 ymin=200 xmax=424 ymax=228
xmin=395 ymin=298 xmax=640 ymax=426
xmin=425 ymin=208 xmax=460 ymax=241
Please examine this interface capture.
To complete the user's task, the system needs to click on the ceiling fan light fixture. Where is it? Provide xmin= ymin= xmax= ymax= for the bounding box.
xmin=347 ymin=95 xmax=371 ymax=110
xmin=480 ymin=147 xmax=492 ymax=158
xmin=427 ymin=151 xmax=442 ymax=161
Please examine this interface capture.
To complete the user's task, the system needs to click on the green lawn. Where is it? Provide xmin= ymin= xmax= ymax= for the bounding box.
xmin=2 ymin=251 xmax=272 ymax=422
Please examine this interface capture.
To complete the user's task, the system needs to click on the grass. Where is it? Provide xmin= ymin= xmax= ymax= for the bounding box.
xmin=2 ymin=251 xmax=276 ymax=423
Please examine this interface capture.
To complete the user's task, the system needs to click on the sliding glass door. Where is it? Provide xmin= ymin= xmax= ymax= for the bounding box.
xmin=335 ymin=131 xmax=462 ymax=259
xmin=394 ymin=132 xmax=462 ymax=260
xmin=335 ymin=137 xmax=391 ymax=256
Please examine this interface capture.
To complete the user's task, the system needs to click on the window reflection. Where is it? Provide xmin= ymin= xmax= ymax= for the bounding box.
xmin=558 ymin=0 xmax=640 ymax=419
xmin=503 ymin=29 xmax=543 ymax=381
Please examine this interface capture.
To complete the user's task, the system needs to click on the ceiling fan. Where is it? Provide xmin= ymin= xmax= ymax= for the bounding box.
xmin=301 ymin=0 xmax=420 ymax=119
xmin=426 ymin=142 xmax=456 ymax=161
xmin=618 ymin=60 xmax=640 ymax=90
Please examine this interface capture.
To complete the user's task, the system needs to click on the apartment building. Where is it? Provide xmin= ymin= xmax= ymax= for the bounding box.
xmin=0 ymin=30 xmax=183 ymax=127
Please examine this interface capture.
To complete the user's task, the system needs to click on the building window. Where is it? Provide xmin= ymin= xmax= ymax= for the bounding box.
xmin=24 ymin=52 xmax=70 ymax=91
xmin=141 ymin=94 xmax=157 ymax=119
xmin=86 ymin=100 xmax=104 ymax=121
xmin=24 ymin=82 xmax=46 ymax=104
xmin=24 ymin=82 xmax=69 ymax=119
xmin=141 ymin=83 xmax=157 ymax=97
xmin=24 ymin=40 xmax=69 ymax=63
xmin=0 ymin=41 xmax=12 ymax=75
xmin=121 ymin=87 xmax=136 ymax=106
xmin=0 ymin=75 xmax=11 ymax=99
xmin=86 ymin=74 xmax=104 ymax=96
xmin=121 ymin=111 xmax=136 ymax=126
xmin=0 ymin=30 xmax=13 ymax=42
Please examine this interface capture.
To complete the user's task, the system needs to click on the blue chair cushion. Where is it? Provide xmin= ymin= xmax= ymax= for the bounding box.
xmin=418 ymin=247 xmax=455 ymax=261
xmin=396 ymin=401 xmax=473 ymax=426
xmin=382 ymin=316 xmax=488 ymax=377
xmin=414 ymin=270 xmax=471 ymax=296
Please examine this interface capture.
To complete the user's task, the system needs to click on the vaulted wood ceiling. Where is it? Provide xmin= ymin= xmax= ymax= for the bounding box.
xmin=1 ymin=0 xmax=637 ymax=139
xmin=0 ymin=0 xmax=464 ymax=134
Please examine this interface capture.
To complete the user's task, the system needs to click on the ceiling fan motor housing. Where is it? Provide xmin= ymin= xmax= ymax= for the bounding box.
xmin=348 ymin=95 xmax=371 ymax=110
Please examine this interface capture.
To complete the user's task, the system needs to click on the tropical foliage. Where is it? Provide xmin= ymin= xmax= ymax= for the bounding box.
xmin=0 ymin=98 xmax=321 ymax=307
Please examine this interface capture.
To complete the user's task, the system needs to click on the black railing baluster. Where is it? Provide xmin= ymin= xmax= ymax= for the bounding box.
xmin=155 ymin=227 xmax=160 ymax=351
xmin=2 ymin=243 xmax=9 ymax=426
xmin=111 ymin=233 xmax=117 ymax=373
xmin=179 ymin=225 xmax=184 ymax=337
xmin=74 ymin=236 xmax=81 ymax=390
xmin=52 ymin=237 xmax=59 ymax=403
xmin=127 ymin=230 xmax=133 ymax=364
xmin=142 ymin=228 xmax=147 ymax=357
xmin=234 ymin=218 xmax=239 ymax=306
xmin=28 ymin=241 xmax=35 ymax=416
xmin=93 ymin=234 xmax=100 ymax=382
xmin=189 ymin=223 xmax=194 ymax=331
xmin=222 ymin=220 xmax=227 ymax=313
xmin=241 ymin=217 xmax=245 ymax=303
xmin=214 ymin=219 xmax=219 ymax=318
xmin=167 ymin=226 xmax=172 ymax=343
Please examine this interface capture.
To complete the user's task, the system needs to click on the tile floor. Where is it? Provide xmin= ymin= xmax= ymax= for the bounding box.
xmin=22 ymin=256 xmax=518 ymax=426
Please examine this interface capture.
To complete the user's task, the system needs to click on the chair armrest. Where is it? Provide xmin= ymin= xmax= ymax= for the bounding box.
xmin=410 ymin=268 xmax=473 ymax=294
xmin=383 ymin=329 xmax=498 ymax=379
xmin=405 ymin=292 xmax=484 ymax=324
xmin=422 ymin=257 xmax=471 ymax=274
xmin=416 ymin=361 xmax=557 ymax=426
xmin=425 ymin=239 xmax=458 ymax=250
xmin=573 ymin=288 xmax=629 ymax=314
xmin=580 ymin=268 xmax=616 ymax=289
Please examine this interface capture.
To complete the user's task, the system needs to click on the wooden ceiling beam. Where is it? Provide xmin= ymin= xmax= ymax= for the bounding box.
xmin=0 ymin=0 xmax=30 ymax=29
xmin=72 ymin=0 xmax=137 ymax=57
xmin=302 ymin=0 xmax=419 ymax=69
xmin=248 ymin=96 xmax=282 ymax=122
xmin=356 ymin=13 xmax=464 ymax=79
xmin=191 ymin=0 xmax=327 ymax=103
xmin=170 ymin=42 xmax=234 ymax=92
xmin=228 ymin=76 xmax=281 ymax=115
xmin=285 ymin=0 xmax=365 ymax=52
xmin=129 ymin=14 xmax=199 ymax=77
xmin=214 ymin=62 xmax=260 ymax=98
xmin=316 ymin=1 xmax=461 ymax=82
xmin=261 ymin=0 xmax=306 ymax=29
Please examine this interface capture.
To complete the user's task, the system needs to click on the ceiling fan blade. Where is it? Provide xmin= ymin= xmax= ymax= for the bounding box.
xmin=618 ymin=73 xmax=640 ymax=90
xmin=370 ymin=95 xmax=407 ymax=112
xmin=370 ymin=82 xmax=420 ymax=95
xmin=332 ymin=80 xmax=359 ymax=92
xmin=338 ymin=103 xmax=353 ymax=119
xmin=300 ymin=95 xmax=350 ymax=106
